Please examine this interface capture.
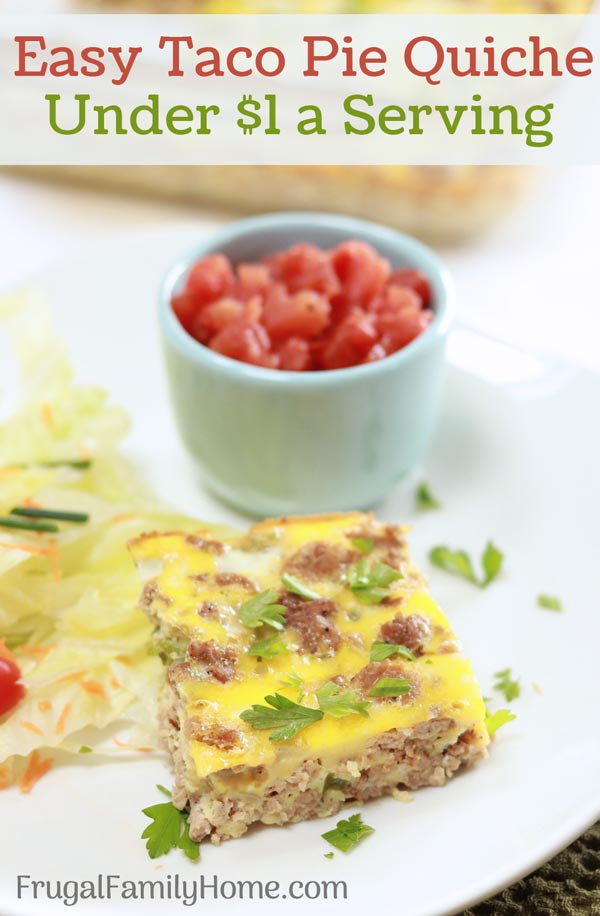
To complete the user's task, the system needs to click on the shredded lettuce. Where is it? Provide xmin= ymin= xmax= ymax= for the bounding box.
xmin=0 ymin=290 xmax=225 ymax=785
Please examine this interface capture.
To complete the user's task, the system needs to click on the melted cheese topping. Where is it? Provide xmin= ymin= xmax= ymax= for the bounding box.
xmin=130 ymin=513 xmax=489 ymax=784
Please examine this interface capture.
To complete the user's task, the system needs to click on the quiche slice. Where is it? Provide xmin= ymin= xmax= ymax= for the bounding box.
xmin=130 ymin=513 xmax=488 ymax=844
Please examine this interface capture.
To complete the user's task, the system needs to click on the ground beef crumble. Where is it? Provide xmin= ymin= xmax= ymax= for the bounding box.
xmin=378 ymin=614 xmax=431 ymax=656
xmin=283 ymin=541 xmax=359 ymax=582
xmin=188 ymin=640 xmax=237 ymax=683
xmin=280 ymin=592 xmax=341 ymax=655
xmin=185 ymin=718 xmax=241 ymax=750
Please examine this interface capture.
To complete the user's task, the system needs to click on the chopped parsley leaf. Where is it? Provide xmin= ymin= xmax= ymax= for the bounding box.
xmin=141 ymin=786 xmax=200 ymax=862
xmin=370 ymin=641 xmax=416 ymax=663
xmin=429 ymin=541 xmax=504 ymax=588
xmin=239 ymin=589 xmax=286 ymax=630
xmin=322 ymin=813 xmax=375 ymax=853
xmin=368 ymin=677 xmax=412 ymax=698
xmin=278 ymin=673 xmax=305 ymax=702
xmin=248 ymin=634 xmax=288 ymax=660
xmin=493 ymin=668 xmax=521 ymax=702
xmin=352 ymin=537 xmax=374 ymax=554
xmin=316 ymin=681 xmax=370 ymax=718
xmin=78 ymin=746 xmax=93 ymax=754
xmin=240 ymin=693 xmax=323 ymax=741
xmin=324 ymin=852 xmax=335 ymax=859
xmin=537 ymin=594 xmax=563 ymax=612
xmin=281 ymin=572 xmax=321 ymax=601
xmin=347 ymin=558 xmax=402 ymax=605
xmin=485 ymin=708 xmax=516 ymax=738
xmin=416 ymin=481 xmax=442 ymax=511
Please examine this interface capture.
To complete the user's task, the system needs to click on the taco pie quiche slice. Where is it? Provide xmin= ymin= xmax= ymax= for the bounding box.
xmin=130 ymin=513 xmax=488 ymax=844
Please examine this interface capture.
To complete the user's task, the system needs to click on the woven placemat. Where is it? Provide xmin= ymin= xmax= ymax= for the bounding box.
xmin=462 ymin=822 xmax=600 ymax=916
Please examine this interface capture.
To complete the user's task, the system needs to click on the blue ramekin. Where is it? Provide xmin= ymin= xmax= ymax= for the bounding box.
xmin=159 ymin=211 xmax=453 ymax=518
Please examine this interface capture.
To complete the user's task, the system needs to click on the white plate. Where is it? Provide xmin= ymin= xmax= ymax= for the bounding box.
xmin=1 ymin=227 xmax=599 ymax=916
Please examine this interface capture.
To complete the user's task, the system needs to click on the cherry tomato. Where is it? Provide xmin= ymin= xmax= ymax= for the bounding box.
xmin=0 ymin=657 xmax=25 ymax=717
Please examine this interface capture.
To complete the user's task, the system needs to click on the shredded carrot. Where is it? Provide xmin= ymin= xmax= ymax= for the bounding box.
xmin=41 ymin=401 xmax=56 ymax=432
xmin=19 ymin=751 xmax=53 ymax=794
xmin=112 ymin=737 xmax=128 ymax=748
xmin=20 ymin=644 xmax=54 ymax=661
xmin=109 ymin=676 xmax=121 ymax=690
xmin=55 ymin=671 xmax=83 ymax=684
xmin=21 ymin=721 xmax=44 ymax=736
xmin=0 ymin=541 xmax=54 ymax=556
xmin=110 ymin=512 xmax=137 ymax=525
xmin=0 ymin=466 xmax=18 ymax=477
xmin=116 ymin=655 xmax=133 ymax=667
xmin=37 ymin=700 xmax=52 ymax=713
xmin=55 ymin=703 xmax=71 ymax=736
xmin=136 ymin=747 xmax=153 ymax=753
xmin=0 ymin=764 xmax=12 ymax=790
xmin=81 ymin=679 xmax=107 ymax=700
xmin=0 ymin=538 xmax=61 ymax=580
xmin=22 ymin=496 xmax=41 ymax=509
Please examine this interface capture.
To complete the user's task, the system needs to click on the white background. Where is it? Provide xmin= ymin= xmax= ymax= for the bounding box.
xmin=0 ymin=166 xmax=598 ymax=370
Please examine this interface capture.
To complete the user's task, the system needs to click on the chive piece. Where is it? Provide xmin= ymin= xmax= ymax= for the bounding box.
xmin=10 ymin=460 xmax=92 ymax=471
xmin=0 ymin=515 xmax=59 ymax=533
xmin=11 ymin=507 xmax=89 ymax=524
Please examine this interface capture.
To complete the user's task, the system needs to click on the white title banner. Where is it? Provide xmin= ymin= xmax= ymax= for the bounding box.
xmin=0 ymin=14 xmax=599 ymax=165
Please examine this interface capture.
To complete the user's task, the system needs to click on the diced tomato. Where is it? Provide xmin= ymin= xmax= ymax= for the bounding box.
xmin=185 ymin=254 xmax=235 ymax=308
xmin=389 ymin=268 xmax=432 ymax=307
xmin=271 ymin=243 xmax=341 ymax=298
xmin=209 ymin=315 xmax=272 ymax=367
xmin=190 ymin=297 xmax=244 ymax=343
xmin=235 ymin=263 xmax=272 ymax=300
xmin=171 ymin=239 xmax=434 ymax=372
xmin=0 ymin=657 xmax=25 ymax=717
xmin=331 ymin=241 xmax=390 ymax=314
xmin=278 ymin=337 xmax=313 ymax=371
xmin=171 ymin=292 xmax=197 ymax=333
xmin=380 ymin=306 xmax=434 ymax=353
xmin=372 ymin=285 xmax=422 ymax=318
xmin=263 ymin=287 xmax=331 ymax=342
xmin=320 ymin=310 xmax=378 ymax=370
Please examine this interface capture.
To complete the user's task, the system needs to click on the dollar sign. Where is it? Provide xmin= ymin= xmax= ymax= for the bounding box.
xmin=237 ymin=94 xmax=262 ymax=136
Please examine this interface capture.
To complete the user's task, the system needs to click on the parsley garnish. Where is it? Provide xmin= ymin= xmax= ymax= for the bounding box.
xmin=493 ymin=668 xmax=520 ymax=702
xmin=281 ymin=572 xmax=321 ymax=601
xmin=239 ymin=589 xmax=286 ymax=630
xmin=324 ymin=852 xmax=335 ymax=859
xmin=429 ymin=541 xmax=503 ymax=588
xmin=316 ymin=681 xmax=370 ymax=718
xmin=368 ymin=677 xmax=412 ymax=698
xmin=141 ymin=785 xmax=200 ymax=862
xmin=78 ymin=745 xmax=93 ymax=754
xmin=322 ymin=813 xmax=375 ymax=853
xmin=347 ymin=558 xmax=402 ymax=604
xmin=370 ymin=641 xmax=416 ymax=663
xmin=538 ymin=594 xmax=563 ymax=612
xmin=279 ymin=673 xmax=305 ymax=702
xmin=416 ymin=481 xmax=441 ymax=511
xmin=352 ymin=537 xmax=374 ymax=554
xmin=248 ymin=634 xmax=288 ymax=660
xmin=485 ymin=708 xmax=516 ymax=737
xmin=240 ymin=693 xmax=323 ymax=741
